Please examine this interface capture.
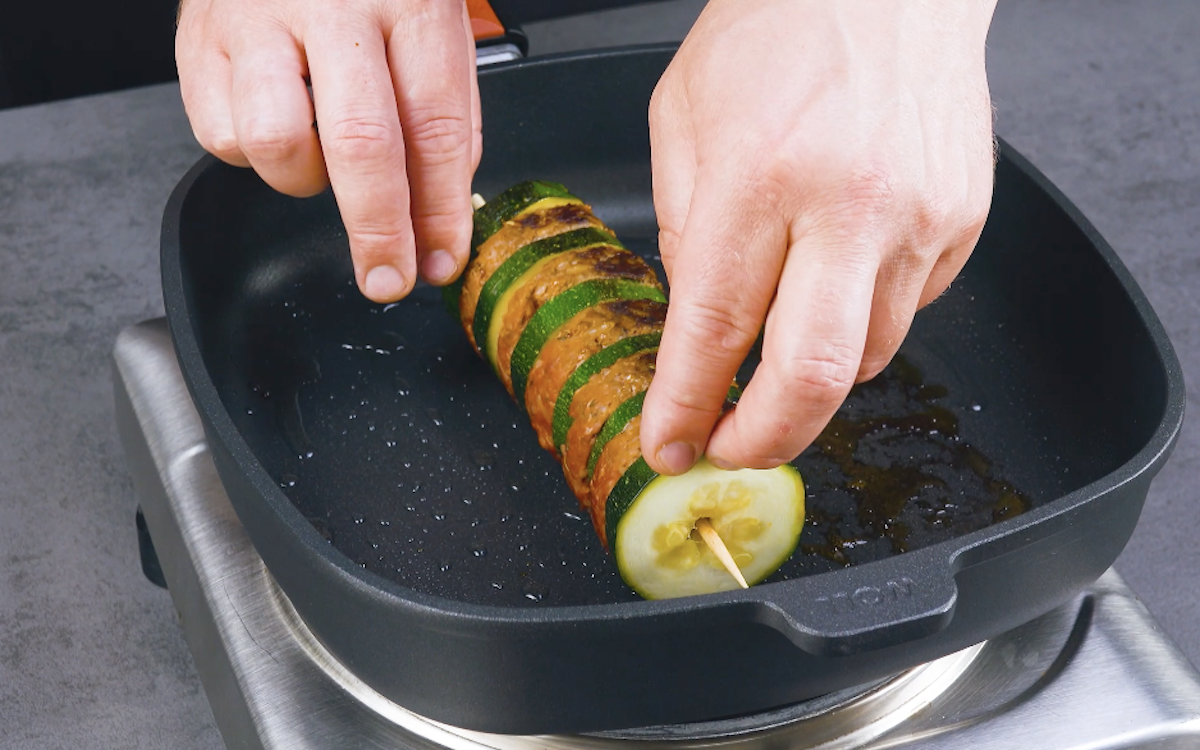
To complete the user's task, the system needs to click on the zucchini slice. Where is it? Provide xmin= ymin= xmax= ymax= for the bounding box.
xmin=510 ymin=280 xmax=667 ymax=403
xmin=587 ymin=391 xmax=648 ymax=479
xmin=551 ymin=332 xmax=662 ymax=451
xmin=472 ymin=180 xmax=576 ymax=247
xmin=587 ymin=383 xmax=740 ymax=481
xmin=474 ymin=227 xmax=621 ymax=367
xmin=607 ymin=458 xmax=806 ymax=600
xmin=444 ymin=181 xmax=583 ymax=313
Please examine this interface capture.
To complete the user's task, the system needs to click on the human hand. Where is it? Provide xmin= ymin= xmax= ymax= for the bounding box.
xmin=641 ymin=0 xmax=997 ymax=475
xmin=176 ymin=0 xmax=481 ymax=302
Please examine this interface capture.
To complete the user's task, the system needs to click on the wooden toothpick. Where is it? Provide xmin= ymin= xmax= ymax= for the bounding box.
xmin=695 ymin=518 xmax=749 ymax=589
xmin=471 ymin=193 xmax=486 ymax=211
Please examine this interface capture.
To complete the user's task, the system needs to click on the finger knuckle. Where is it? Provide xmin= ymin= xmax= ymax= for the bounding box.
xmin=720 ymin=413 xmax=799 ymax=469
xmin=657 ymin=226 xmax=682 ymax=255
xmin=348 ymin=223 xmax=412 ymax=264
xmin=660 ymin=384 xmax=724 ymax=419
xmin=240 ymin=119 xmax=310 ymax=163
xmin=961 ymin=176 xmax=994 ymax=238
xmin=803 ymin=167 xmax=897 ymax=246
xmin=675 ymin=296 xmax=762 ymax=361
xmin=404 ymin=107 xmax=471 ymax=166
xmin=411 ymin=206 xmax=472 ymax=251
xmin=649 ymin=83 xmax=670 ymax=121
xmin=201 ymin=126 xmax=243 ymax=161
xmin=323 ymin=113 xmax=397 ymax=164
xmin=838 ymin=168 xmax=897 ymax=219
xmin=856 ymin=352 xmax=892 ymax=383
xmin=774 ymin=342 xmax=860 ymax=405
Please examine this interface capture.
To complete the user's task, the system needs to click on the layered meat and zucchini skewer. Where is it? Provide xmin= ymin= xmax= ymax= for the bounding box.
xmin=444 ymin=181 xmax=805 ymax=600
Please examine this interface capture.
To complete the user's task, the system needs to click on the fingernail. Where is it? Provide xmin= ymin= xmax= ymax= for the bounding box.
xmin=708 ymin=456 xmax=740 ymax=471
xmin=363 ymin=265 xmax=407 ymax=302
xmin=656 ymin=442 xmax=696 ymax=475
xmin=420 ymin=249 xmax=458 ymax=285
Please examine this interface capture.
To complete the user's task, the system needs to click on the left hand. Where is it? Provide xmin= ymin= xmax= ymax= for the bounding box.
xmin=640 ymin=0 xmax=998 ymax=475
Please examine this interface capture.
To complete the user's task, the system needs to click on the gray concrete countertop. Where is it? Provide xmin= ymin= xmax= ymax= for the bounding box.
xmin=1 ymin=1 xmax=1197 ymax=747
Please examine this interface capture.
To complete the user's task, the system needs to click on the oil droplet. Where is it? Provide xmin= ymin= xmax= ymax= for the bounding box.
xmin=439 ymin=562 xmax=452 ymax=572
xmin=471 ymin=544 xmax=488 ymax=558
xmin=971 ymin=404 xmax=983 ymax=412
xmin=279 ymin=474 xmax=298 ymax=488
xmin=522 ymin=580 xmax=548 ymax=601
xmin=491 ymin=582 xmax=504 ymax=590
xmin=563 ymin=512 xmax=583 ymax=522
xmin=353 ymin=516 xmax=364 ymax=525
xmin=380 ymin=520 xmax=391 ymax=527
xmin=433 ymin=513 xmax=446 ymax=521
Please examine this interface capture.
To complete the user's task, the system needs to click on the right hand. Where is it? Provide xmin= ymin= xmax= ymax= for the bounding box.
xmin=176 ymin=0 xmax=482 ymax=302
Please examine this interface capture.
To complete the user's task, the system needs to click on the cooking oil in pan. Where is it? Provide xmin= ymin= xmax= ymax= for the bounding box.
xmin=229 ymin=271 xmax=1033 ymax=606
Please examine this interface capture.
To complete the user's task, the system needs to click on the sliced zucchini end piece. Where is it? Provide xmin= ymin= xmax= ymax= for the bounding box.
xmin=472 ymin=180 xmax=576 ymax=247
xmin=611 ymin=459 xmax=805 ymax=600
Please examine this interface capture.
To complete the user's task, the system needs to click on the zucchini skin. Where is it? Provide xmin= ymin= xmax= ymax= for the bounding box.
xmin=448 ymin=182 xmax=798 ymax=595
xmin=496 ymin=244 xmax=660 ymax=394
xmin=458 ymin=202 xmax=603 ymax=352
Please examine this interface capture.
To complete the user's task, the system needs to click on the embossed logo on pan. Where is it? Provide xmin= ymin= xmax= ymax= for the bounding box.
xmin=816 ymin=578 xmax=917 ymax=612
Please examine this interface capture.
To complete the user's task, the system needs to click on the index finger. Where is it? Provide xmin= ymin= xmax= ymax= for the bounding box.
xmin=306 ymin=11 xmax=415 ymax=303
xmin=639 ymin=170 xmax=789 ymax=475
xmin=705 ymin=239 xmax=877 ymax=469
xmin=386 ymin=2 xmax=476 ymax=286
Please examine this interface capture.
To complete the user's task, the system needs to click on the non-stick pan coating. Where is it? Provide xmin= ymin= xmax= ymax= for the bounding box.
xmin=163 ymin=45 xmax=1184 ymax=733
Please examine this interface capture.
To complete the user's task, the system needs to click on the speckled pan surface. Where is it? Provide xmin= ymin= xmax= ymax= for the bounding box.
xmin=161 ymin=46 xmax=1183 ymax=734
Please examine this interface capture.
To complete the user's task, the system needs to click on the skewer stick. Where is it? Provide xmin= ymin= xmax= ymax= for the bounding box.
xmin=695 ymin=518 xmax=749 ymax=589
xmin=471 ymin=193 xmax=487 ymax=211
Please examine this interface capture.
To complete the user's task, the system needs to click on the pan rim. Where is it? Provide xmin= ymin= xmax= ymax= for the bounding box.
xmin=159 ymin=45 xmax=1185 ymax=634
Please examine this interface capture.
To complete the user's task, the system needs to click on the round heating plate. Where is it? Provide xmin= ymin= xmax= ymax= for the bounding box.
xmin=270 ymin=573 xmax=985 ymax=749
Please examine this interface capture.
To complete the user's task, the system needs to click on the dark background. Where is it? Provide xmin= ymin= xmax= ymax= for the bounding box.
xmin=0 ymin=2 xmax=178 ymax=109
xmin=0 ymin=0 xmax=656 ymax=110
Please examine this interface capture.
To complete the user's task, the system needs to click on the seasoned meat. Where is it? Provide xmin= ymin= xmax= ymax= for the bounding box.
xmin=494 ymin=244 xmax=660 ymax=393
xmin=524 ymin=298 xmax=667 ymax=456
xmin=588 ymin=414 xmax=643 ymax=547
xmin=561 ymin=349 xmax=657 ymax=500
xmin=458 ymin=202 xmax=603 ymax=350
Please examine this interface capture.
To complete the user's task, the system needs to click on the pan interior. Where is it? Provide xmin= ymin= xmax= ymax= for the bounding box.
xmin=179 ymin=49 xmax=1168 ymax=609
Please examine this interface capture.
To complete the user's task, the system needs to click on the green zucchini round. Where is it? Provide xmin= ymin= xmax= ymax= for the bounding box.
xmin=443 ymin=180 xmax=581 ymax=313
xmin=473 ymin=227 xmax=621 ymax=364
xmin=551 ymin=331 xmax=662 ymax=452
xmin=509 ymin=279 xmax=667 ymax=403
xmin=607 ymin=458 xmax=806 ymax=600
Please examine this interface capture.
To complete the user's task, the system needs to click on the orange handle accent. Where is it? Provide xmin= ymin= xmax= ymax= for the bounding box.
xmin=466 ymin=0 xmax=505 ymax=41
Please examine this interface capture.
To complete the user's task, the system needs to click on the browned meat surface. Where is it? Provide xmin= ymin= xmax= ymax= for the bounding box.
xmin=458 ymin=202 xmax=603 ymax=350
xmin=561 ymin=349 xmax=656 ymax=501
xmin=494 ymin=244 xmax=659 ymax=393
xmin=588 ymin=415 xmax=643 ymax=546
xmin=524 ymin=298 xmax=667 ymax=456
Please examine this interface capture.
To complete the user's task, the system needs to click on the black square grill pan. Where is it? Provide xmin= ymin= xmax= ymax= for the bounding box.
xmin=161 ymin=45 xmax=1184 ymax=734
